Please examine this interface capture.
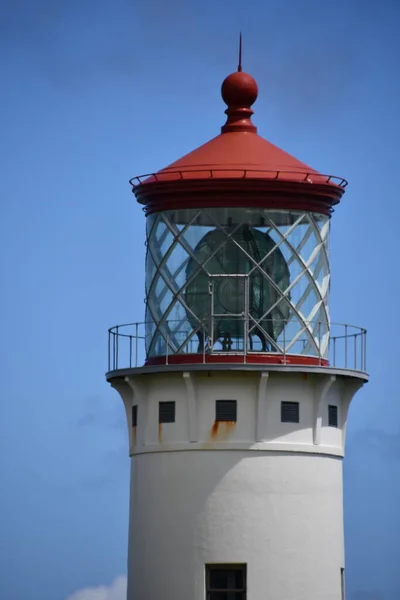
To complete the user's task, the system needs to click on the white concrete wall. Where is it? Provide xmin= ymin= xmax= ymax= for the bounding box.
xmin=116 ymin=370 xmax=361 ymax=456
xmin=128 ymin=451 xmax=344 ymax=600
xmin=110 ymin=368 xmax=364 ymax=600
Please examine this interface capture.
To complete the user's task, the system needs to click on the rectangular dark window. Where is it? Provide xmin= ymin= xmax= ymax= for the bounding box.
xmin=281 ymin=401 xmax=299 ymax=423
xmin=132 ymin=405 xmax=137 ymax=427
xmin=216 ymin=400 xmax=237 ymax=422
xmin=159 ymin=401 xmax=175 ymax=423
xmin=206 ymin=564 xmax=246 ymax=600
xmin=328 ymin=405 xmax=338 ymax=428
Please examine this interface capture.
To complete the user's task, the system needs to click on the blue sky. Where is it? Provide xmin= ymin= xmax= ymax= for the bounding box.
xmin=1 ymin=0 xmax=399 ymax=599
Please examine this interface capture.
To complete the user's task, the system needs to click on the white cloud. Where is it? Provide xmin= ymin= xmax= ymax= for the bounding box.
xmin=65 ymin=576 xmax=127 ymax=600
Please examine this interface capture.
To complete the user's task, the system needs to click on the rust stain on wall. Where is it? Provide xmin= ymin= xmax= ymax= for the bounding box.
xmin=210 ymin=420 xmax=219 ymax=437
xmin=133 ymin=426 xmax=136 ymax=446
xmin=158 ymin=423 xmax=162 ymax=443
xmin=209 ymin=420 xmax=236 ymax=441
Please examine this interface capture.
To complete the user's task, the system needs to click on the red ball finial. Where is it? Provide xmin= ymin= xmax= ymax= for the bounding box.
xmin=221 ymin=35 xmax=258 ymax=133
xmin=221 ymin=71 xmax=259 ymax=110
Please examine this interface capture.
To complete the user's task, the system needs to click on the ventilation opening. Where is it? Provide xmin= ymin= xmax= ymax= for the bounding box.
xmin=328 ymin=405 xmax=338 ymax=427
xmin=159 ymin=401 xmax=175 ymax=423
xmin=281 ymin=401 xmax=299 ymax=423
xmin=216 ymin=400 xmax=237 ymax=422
xmin=206 ymin=564 xmax=246 ymax=600
xmin=132 ymin=405 xmax=137 ymax=427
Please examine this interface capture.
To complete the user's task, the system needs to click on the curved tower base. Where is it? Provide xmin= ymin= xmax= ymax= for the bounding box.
xmin=109 ymin=364 xmax=366 ymax=600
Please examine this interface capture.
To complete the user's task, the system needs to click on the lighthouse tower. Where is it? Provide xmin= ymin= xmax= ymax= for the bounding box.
xmin=106 ymin=52 xmax=368 ymax=600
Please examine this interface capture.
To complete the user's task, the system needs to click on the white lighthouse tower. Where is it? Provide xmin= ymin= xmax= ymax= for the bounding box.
xmin=107 ymin=55 xmax=368 ymax=600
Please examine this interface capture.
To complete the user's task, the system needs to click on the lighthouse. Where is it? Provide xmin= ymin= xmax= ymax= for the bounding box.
xmin=106 ymin=49 xmax=368 ymax=600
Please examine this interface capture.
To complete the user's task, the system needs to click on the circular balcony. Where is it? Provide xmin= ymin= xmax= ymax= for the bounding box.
xmin=106 ymin=319 xmax=367 ymax=376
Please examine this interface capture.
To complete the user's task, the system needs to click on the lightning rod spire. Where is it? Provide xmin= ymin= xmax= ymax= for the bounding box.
xmin=238 ymin=32 xmax=243 ymax=72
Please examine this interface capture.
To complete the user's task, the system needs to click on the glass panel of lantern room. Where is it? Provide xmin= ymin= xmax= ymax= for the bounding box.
xmin=144 ymin=206 xmax=330 ymax=359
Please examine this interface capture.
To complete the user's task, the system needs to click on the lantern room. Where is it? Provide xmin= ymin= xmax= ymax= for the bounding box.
xmin=124 ymin=66 xmax=362 ymax=370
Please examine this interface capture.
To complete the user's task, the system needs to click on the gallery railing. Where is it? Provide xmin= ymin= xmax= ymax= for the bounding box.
xmin=107 ymin=319 xmax=367 ymax=374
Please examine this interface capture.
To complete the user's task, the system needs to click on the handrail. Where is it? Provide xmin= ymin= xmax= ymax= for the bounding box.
xmin=107 ymin=320 xmax=367 ymax=374
xmin=129 ymin=169 xmax=348 ymax=188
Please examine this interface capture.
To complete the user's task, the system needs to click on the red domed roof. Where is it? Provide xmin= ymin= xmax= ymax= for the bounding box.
xmin=160 ymin=129 xmax=319 ymax=178
xmin=131 ymin=58 xmax=347 ymax=215
xmin=158 ymin=68 xmax=320 ymax=179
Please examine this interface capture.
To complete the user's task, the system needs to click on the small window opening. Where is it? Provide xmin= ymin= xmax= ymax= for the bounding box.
xmin=216 ymin=400 xmax=237 ymax=422
xmin=132 ymin=405 xmax=137 ymax=427
xmin=328 ymin=405 xmax=338 ymax=428
xmin=206 ymin=564 xmax=246 ymax=600
xmin=159 ymin=401 xmax=175 ymax=423
xmin=281 ymin=401 xmax=299 ymax=423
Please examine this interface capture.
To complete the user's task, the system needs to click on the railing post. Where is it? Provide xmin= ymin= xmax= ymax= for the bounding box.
xmin=283 ymin=319 xmax=286 ymax=364
xmin=243 ymin=316 xmax=246 ymax=364
xmin=318 ymin=321 xmax=322 ymax=365
xmin=135 ymin=323 xmax=139 ymax=367
xmin=116 ymin=326 xmax=119 ymax=370
xmin=203 ymin=324 xmax=206 ymax=364
xmin=333 ymin=336 xmax=336 ymax=367
xmin=345 ymin=324 xmax=348 ymax=368
xmin=108 ymin=331 xmax=111 ymax=372
xmin=361 ymin=330 xmax=364 ymax=372
xmin=166 ymin=334 xmax=169 ymax=365
xmin=354 ymin=333 xmax=357 ymax=370
xmin=129 ymin=336 xmax=132 ymax=368
xmin=364 ymin=330 xmax=367 ymax=372
xmin=112 ymin=332 xmax=115 ymax=370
